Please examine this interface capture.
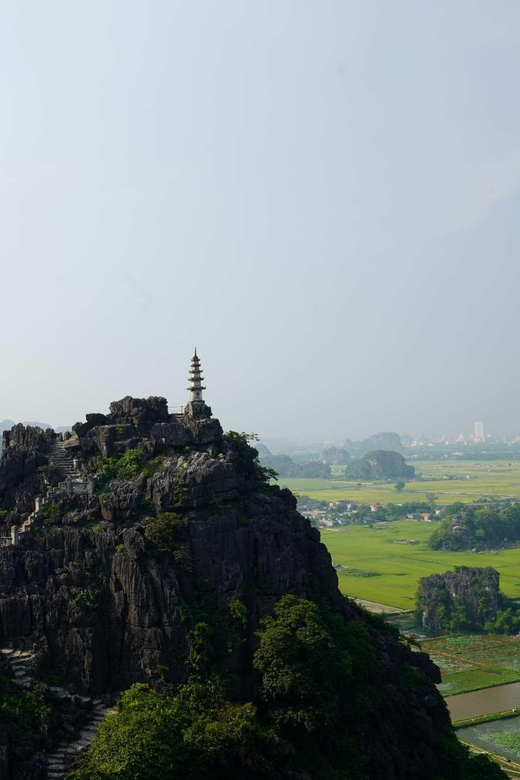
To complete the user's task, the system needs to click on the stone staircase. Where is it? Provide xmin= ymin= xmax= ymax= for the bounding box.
xmin=0 ymin=646 xmax=36 ymax=685
xmin=45 ymin=699 xmax=111 ymax=779
xmin=47 ymin=440 xmax=83 ymax=482
xmin=0 ymin=645 xmax=113 ymax=779
xmin=2 ymin=439 xmax=90 ymax=545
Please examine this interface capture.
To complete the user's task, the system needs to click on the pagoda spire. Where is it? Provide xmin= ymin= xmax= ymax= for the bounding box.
xmin=187 ymin=348 xmax=206 ymax=404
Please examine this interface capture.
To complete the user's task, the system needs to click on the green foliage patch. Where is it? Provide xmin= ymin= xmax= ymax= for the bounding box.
xmin=429 ymin=503 xmax=520 ymax=551
xmin=71 ymin=682 xmax=283 ymax=780
xmin=42 ymin=502 xmax=60 ymax=521
xmin=145 ymin=512 xmax=188 ymax=555
xmin=101 ymin=449 xmax=157 ymax=481
xmin=0 ymin=676 xmax=51 ymax=738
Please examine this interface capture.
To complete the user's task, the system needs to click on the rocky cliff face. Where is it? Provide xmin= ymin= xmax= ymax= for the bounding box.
xmin=417 ymin=566 xmax=501 ymax=631
xmin=0 ymin=399 xmax=498 ymax=779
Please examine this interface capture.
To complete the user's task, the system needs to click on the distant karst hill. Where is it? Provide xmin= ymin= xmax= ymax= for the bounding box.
xmin=344 ymin=431 xmax=404 ymax=455
xmin=417 ymin=566 xmax=520 ymax=634
xmin=344 ymin=449 xmax=415 ymax=480
xmin=320 ymin=446 xmax=350 ymax=465
xmin=0 ymin=419 xmax=52 ymax=432
xmin=258 ymin=451 xmax=331 ymax=479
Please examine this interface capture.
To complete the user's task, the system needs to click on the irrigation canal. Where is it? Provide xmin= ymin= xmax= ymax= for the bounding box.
xmin=445 ymin=682 xmax=520 ymax=722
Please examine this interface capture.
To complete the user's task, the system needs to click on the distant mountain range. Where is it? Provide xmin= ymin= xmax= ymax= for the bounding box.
xmin=0 ymin=420 xmax=71 ymax=434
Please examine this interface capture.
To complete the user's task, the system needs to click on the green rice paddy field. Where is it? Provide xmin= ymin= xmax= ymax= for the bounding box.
xmin=321 ymin=521 xmax=520 ymax=610
xmin=280 ymin=459 xmax=520 ymax=505
xmin=421 ymin=634 xmax=520 ymax=697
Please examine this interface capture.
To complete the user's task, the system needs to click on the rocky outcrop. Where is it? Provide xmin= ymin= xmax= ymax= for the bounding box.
xmin=417 ymin=566 xmax=501 ymax=631
xmin=0 ymin=398 xmax=494 ymax=779
xmin=0 ymin=425 xmax=54 ymax=515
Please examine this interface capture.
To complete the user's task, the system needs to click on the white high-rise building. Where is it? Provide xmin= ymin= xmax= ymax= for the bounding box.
xmin=474 ymin=422 xmax=484 ymax=442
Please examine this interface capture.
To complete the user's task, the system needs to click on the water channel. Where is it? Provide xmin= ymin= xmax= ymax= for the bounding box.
xmin=445 ymin=681 xmax=520 ymax=722
xmin=457 ymin=715 xmax=520 ymax=763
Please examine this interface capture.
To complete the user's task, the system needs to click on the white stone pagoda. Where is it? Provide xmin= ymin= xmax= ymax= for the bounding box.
xmin=185 ymin=349 xmax=207 ymax=416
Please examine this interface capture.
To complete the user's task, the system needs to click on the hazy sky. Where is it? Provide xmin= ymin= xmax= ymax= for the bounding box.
xmin=1 ymin=1 xmax=520 ymax=441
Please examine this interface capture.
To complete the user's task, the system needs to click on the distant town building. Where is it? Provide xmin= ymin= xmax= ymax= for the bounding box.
xmin=474 ymin=421 xmax=485 ymax=442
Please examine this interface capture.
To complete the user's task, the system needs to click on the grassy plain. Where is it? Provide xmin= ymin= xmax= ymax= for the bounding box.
xmin=280 ymin=459 xmax=520 ymax=505
xmin=321 ymin=521 xmax=520 ymax=609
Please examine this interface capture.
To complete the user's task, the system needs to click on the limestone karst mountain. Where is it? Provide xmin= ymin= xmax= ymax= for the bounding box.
xmin=344 ymin=431 xmax=404 ymax=455
xmin=0 ymin=383 xmax=505 ymax=778
xmin=344 ymin=449 xmax=415 ymax=480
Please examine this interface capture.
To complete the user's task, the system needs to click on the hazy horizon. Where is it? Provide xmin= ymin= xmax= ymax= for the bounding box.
xmin=1 ymin=1 xmax=520 ymax=440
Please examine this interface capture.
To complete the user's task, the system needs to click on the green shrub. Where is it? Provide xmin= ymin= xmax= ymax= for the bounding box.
xmin=253 ymin=595 xmax=354 ymax=733
xmin=115 ymin=544 xmax=126 ymax=553
xmin=208 ymin=492 xmax=222 ymax=513
xmin=101 ymin=449 xmax=157 ymax=481
xmin=173 ymin=548 xmax=192 ymax=570
xmin=228 ymin=595 xmax=248 ymax=629
xmin=71 ymin=583 xmax=103 ymax=611
xmin=42 ymin=502 xmax=60 ymax=522
xmin=256 ymin=463 xmax=279 ymax=483
xmin=141 ymin=494 xmax=155 ymax=514
xmin=0 ymin=676 xmax=51 ymax=738
xmin=146 ymin=512 xmax=188 ymax=555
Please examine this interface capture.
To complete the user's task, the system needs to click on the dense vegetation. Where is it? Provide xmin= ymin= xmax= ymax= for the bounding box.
xmin=101 ymin=449 xmax=158 ymax=480
xmin=71 ymin=594 xmax=503 ymax=780
xmin=428 ymin=503 xmax=520 ymax=551
xmin=344 ymin=450 xmax=415 ymax=481
xmin=0 ymin=676 xmax=51 ymax=738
